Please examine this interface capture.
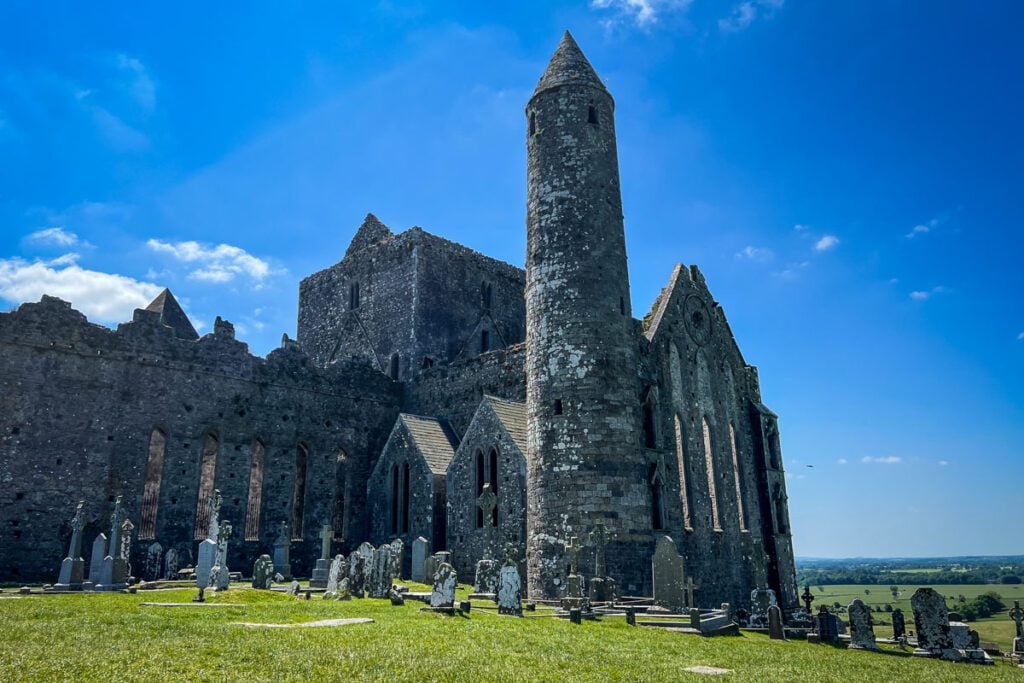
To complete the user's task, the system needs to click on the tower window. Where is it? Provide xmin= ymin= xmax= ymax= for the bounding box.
xmin=481 ymin=330 xmax=490 ymax=353
xmin=553 ymin=399 xmax=563 ymax=416
xmin=620 ymin=296 xmax=626 ymax=316
xmin=349 ymin=282 xmax=360 ymax=309
xmin=389 ymin=353 xmax=400 ymax=381
xmin=529 ymin=112 xmax=537 ymax=136
xmin=588 ymin=104 xmax=599 ymax=125
xmin=481 ymin=281 xmax=492 ymax=310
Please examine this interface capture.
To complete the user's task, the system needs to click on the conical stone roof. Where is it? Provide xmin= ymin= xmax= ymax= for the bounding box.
xmin=532 ymin=31 xmax=607 ymax=99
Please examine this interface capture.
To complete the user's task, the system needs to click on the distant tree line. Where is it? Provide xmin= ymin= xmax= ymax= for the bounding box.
xmin=796 ymin=568 xmax=1023 ymax=587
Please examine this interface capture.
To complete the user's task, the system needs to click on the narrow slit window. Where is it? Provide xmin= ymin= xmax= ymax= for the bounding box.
xmin=729 ymin=424 xmax=747 ymax=531
xmin=529 ymin=111 xmax=537 ymax=136
xmin=674 ymin=415 xmax=692 ymax=530
xmin=553 ymin=399 xmax=563 ymax=416
xmin=475 ymin=451 xmax=484 ymax=528
xmin=481 ymin=329 xmax=490 ymax=353
xmin=349 ymin=282 xmax=360 ymax=309
xmin=193 ymin=432 xmax=219 ymax=540
xmin=702 ymin=417 xmax=721 ymax=530
xmin=389 ymin=353 xmax=400 ymax=381
xmin=291 ymin=443 xmax=309 ymax=539
xmin=489 ymin=448 xmax=499 ymax=527
xmin=333 ymin=450 xmax=349 ymax=541
xmin=391 ymin=464 xmax=399 ymax=534
xmin=139 ymin=428 xmax=167 ymax=540
xmin=401 ymin=462 xmax=411 ymax=534
xmin=244 ymin=439 xmax=266 ymax=541
xmin=650 ymin=464 xmax=665 ymax=530
xmin=643 ymin=393 xmax=657 ymax=449
xmin=588 ymin=104 xmax=598 ymax=125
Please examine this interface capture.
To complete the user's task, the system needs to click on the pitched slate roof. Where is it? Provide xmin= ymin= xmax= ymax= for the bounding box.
xmin=483 ymin=395 xmax=527 ymax=455
xmin=400 ymin=414 xmax=459 ymax=475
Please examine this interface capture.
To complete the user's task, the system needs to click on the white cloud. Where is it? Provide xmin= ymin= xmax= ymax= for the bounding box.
xmin=146 ymin=239 xmax=279 ymax=284
xmin=1017 ymin=332 xmax=1024 ymax=341
xmin=836 ymin=458 xmax=848 ymax=465
xmin=719 ymin=0 xmax=784 ymax=33
xmin=735 ymin=245 xmax=774 ymax=262
xmin=861 ymin=456 xmax=902 ymax=465
xmin=938 ymin=460 xmax=949 ymax=466
xmin=909 ymin=285 xmax=949 ymax=301
xmin=23 ymin=227 xmax=79 ymax=248
xmin=116 ymin=54 xmax=155 ymax=113
xmin=814 ymin=234 xmax=840 ymax=251
xmin=793 ymin=224 xmax=809 ymax=233
xmin=590 ymin=0 xmax=693 ymax=27
xmin=906 ymin=224 xmax=930 ymax=239
xmin=0 ymin=255 xmax=161 ymax=324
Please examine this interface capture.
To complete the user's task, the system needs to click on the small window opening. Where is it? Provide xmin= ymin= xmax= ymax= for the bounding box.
xmin=401 ymin=462 xmax=411 ymax=533
xmin=481 ymin=330 xmax=490 ymax=353
xmin=390 ymin=464 xmax=399 ymax=535
xmin=475 ymin=451 xmax=485 ymax=528
xmin=620 ymin=296 xmax=626 ymax=316
xmin=481 ymin=281 xmax=492 ymax=310
xmin=389 ymin=353 xmax=400 ymax=381
xmin=588 ymin=105 xmax=598 ymax=125
xmin=291 ymin=442 xmax=309 ymax=539
xmin=489 ymin=448 xmax=499 ymax=527
xmin=553 ymin=399 xmax=564 ymax=416
xmin=529 ymin=112 xmax=537 ymax=136
xmin=422 ymin=356 xmax=434 ymax=369
xmin=349 ymin=282 xmax=360 ymax=309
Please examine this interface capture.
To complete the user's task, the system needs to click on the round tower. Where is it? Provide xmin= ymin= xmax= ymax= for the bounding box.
xmin=524 ymin=32 xmax=647 ymax=599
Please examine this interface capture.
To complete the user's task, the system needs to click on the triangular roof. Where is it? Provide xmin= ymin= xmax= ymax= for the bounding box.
xmin=643 ymin=264 xmax=685 ymax=341
xmin=481 ymin=395 xmax=527 ymax=455
xmin=533 ymin=31 xmax=607 ymax=98
xmin=399 ymin=414 xmax=459 ymax=475
xmin=145 ymin=288 xmax=198 ymax=340
xmin=345 ymin=213 xmax=393 ymax=258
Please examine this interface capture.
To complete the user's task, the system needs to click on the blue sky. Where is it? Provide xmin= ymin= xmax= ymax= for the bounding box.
xmin=1 ymin=1 xmax=1021 ymax=558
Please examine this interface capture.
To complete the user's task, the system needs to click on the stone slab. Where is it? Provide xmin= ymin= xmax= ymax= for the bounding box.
xmin=236 ymin=618 xmax=374 ymax=629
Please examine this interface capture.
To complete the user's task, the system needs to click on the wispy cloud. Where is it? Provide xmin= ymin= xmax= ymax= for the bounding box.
xmin=905 ymin=216 xmax=942 ymax=239
xmin=23 ymin=227 xmax=80 ymax=248
xmin=909 ymin=285 xmax=949 ymax=301
xmin=0 ymin=255 xmax=161 ymax=324
xmin=938 ymin=460 xmax=949 ymax=466
xmin=814 ymin=234 xmax=840 ymax=252
xmin=719 ymin=0 xmax=785 ymax=33
xmin=590 ymin=0 xmax=693 ymax=28
xmin=1017 ymin=332 xmax=1024 ymax=341
xmin=115 ymin=54 xmax=155 ymax=113
xmin=861 ymin=456 xmax=902 ymax=465
xmin=735 ymin=245 xmax=774 ymax=262
xmin=836 ymin=458 xmax=848 ymax=465
xmin=146 ymin=239 xmax=280 ymax=284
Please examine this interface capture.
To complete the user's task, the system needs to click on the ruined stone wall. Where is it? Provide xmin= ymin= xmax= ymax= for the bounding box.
xmin=0 ymin=296 xmax=400 ymax=581
xmin=401 ymin=346 xmax=526 ymax=437
xmin=297 ymin=223 xmax=525 ymax=383
xmin=445 ymin=406 xmax=527 ymax=580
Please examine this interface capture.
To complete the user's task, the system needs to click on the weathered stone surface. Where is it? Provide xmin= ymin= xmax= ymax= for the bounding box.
xmin=652 ymin=536 xmax=685 ymax=613
xmin=892 ymin=608 xmax=906 ymax=640
xmin=143 ymin=542 xmax=163 ymax=581
xmin=273 ymin=523 xmax=293 ymax=581
xmin=86 ymin=533 xmax=107 ymax=586
xmin=911 ymin=588 xmax=953 ymax=653
xmin=163 ymin=548 xmax=179 ymax=580
xmin=252 ymin=555 xmax=274 ymax=589
xmin=325 ymin=555 xmax=346 ymax=594
xmin=431 ymin=563 xmax=456 ymax=609
xmin=474 ymin=559 xmax=499 ymax=594
xmin=389 ymin=539 xmax=404 ymax=580
xmin=348 ymin=552 xmax=366 ymax=598
xmin=367 ymin=545 xmax=392 ymax=599
xmin=847 ymin=599 xmax=879 ymax=650
xmin=816 ymin=606 xmax=840 ymax=643
xmin=286 ymin=580 xmax=301 ymax=597
xmin=411 ymin=537 xmax=429 ymax=583
xmin=195 ymin=539 xmax=218 ymax=590
xmin=388 ymin=585 xmax=405 ymax=606
xmin=55 ymin=501 xmax=86 ymax=590
xmin=497 ymin=564 xmax=522 ymax=616
xmin=767 ymin=605 xmax=784 ymax=640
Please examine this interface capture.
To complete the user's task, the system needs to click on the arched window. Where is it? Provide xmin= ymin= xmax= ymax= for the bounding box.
xmin=766 ymin=421 xmax=781 ymax=469
xmin=401 ymin=462 xmax=411 ymax=534
xmin=244 ymin=439 xmax=266 ymax=541
xmin=291 ymin=442 xmax=309 ymax=539
xmin=773 ymin=483 xmax=788 ymax=535
xmin=349 ymin=282 xmax=360 ymax=309
xmin=475 ymin=450 xmax=485 ymax=528
xmin=489 ymin=448 xmax=499 ymax=527
xmin=702 ymin=417 xmax=721 ymax=531
xmin=642 ymin=390 xmax=657 ymax=449
xmin=193 ymin=432 xmax=219 ymax=539
xmin=588 ymin=104 xmax=599 ymax=125
xmin=333 ymin=450 xmax=349 ymax=541
xmin=729 ymin=424 xmax=747 ymax=532
xmin=674 ymin=415 xmax=692 ymax=530
xmin=389 ymin=353 xmax=400 ymax=381
xmin=669 ymin=342 xmax=684 ymax=410
xmin=481 ymin=329 xmax=490 ymax=353
xmin=390 ymin=464 xmax=399 ymax=535
xmin=139 ymin=428 xmax=166 ymax=540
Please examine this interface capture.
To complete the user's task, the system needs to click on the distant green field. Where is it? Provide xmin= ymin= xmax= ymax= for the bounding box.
xmin=810 ymin=583 xmax=1024 ymax=652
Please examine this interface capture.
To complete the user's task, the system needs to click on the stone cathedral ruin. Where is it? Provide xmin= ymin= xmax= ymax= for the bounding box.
xmin=0 ymin=33 xmax=797 ymax=612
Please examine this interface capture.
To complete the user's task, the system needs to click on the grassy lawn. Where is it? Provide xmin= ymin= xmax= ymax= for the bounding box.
xmin=0 ymin=584 xmax=1019 ymax=682
xmin=811 ymin=583 xmax=1024 ymax=652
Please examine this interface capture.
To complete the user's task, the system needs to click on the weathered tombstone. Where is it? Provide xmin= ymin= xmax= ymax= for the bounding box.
xmin=163 ymin=547 xmax=179 ymax=581
xmin=497 ymin=544 xmax=522 ymax=616
xmin=389 ymin=538 xmax=404 ymax=580
xmin=749 ymin=587 xmax=778 ymax=628
xmin=324 ymin=554 xmax=346 ymax=596
xmin=348 ymin=551 xmax=367 ymax=598
xmin=252 ymin=554 xmax=274 ymax=589
xmin=892 ymin=608 xmax=907 ymax=640
xmin=272 ymin=521 xmax=293 ymax=580
xmin=357 ymin=541 xmax=374 ymax=559
xmin=433 ymin=550 xmax=452 ymax=565
xmin=563 ymin=536 xmax=585 ymax=610
xmin=210 ymin=519 xmax=232 ymax=591
xmin=96 ymin=496 xmax=129 ymax=591
xmin=388 ymin=585 xmax=405 ymax=606
xmin=411 ymin=536 xmax=429 ymax=583
xmin=949 ymin=621 xmax=973 ymax=650
xmin=625 ymin=607 xmax=636 ymax=626
xmin=431 ymin=562 xmax=457 ymax=609
xmin=84 ymin=533 xmax=107 ymax=590
xmin=588 ymin=521 xmax=616 ymax=602
xmin=569 ymin=608 xmax=582 ymax=625
xmin=801 ymin=585 xmax=815 ymax=614
xmin=911 ymin=587 xmax=953 ymax=655
xmin=367 ymin=544 xmax=393 ymax=598
xmin=144 ymin=542 xmax=163 ymax=581
xmin=310 ymin=524 xmax=332 ymax=588
xmin=652 ymin=536 xmax=685 ymax=613
xmin=55 ymin=501 xmax=86 ymax=590
xmin=286 ymin=580 xmax=301 ymax=597
xmin=195 ymin=539 xmax=218 ymax=590
xmin=767 ymin=604 xmax=785 ymax=640
xmin=689 ymin=607 xmax=702 ymax=630
xmin=474 ymin=559 xmax=499 ymax=594
xmin=847 ymin=599 xmax=879 ymax=650
xmin=1009 ymin=601 xmax=1024 ymax=654
xmin=336 ymin=577 xmax=352 ymax=600
xmin=815 ymin=606 xmax=839 ymax=643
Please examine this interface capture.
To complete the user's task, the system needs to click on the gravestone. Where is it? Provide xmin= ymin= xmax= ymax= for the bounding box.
xmin=477 ymin=484 xmax=498 ymax=560
xmin=563 ymin=536 xmax=585 ymax=610
xmin=144 ymin=542 xmax=163 ymax=581
xmin=749 ymin=587 xmax=778 ymax=628
xmin=195 ymin=539 xmax=218 ymax=590
xmin=689 ymin=607 xmax=702 ymax=630
xmin=55 ymin=501 xmax=86 ymax=590
xmin=272 ymin=521 xmax=293 ymax=580
xmin=651 ymin=536 xmax=685 ymax=613
xmin=367 ymin=544 xmax=393 ymax=598
xmin=431 ymin=562 xmax=457 ymax=609
xmin=163 ymin=547 xmax=179 ymax=580
xmin=310 ymin=524 xmax=332 ymax=588
xmin=252 ymin=554 xmax=274 ymax=589
xmin=389 ymin=538 xmax=404 ymax=580
xmin=411 ymin=537 xmax=429 ymax=583
xmin=847 ymin=599 xmax=879 ymax=650
xmin=348 ymin=551 xmax=367 ymax=598
xmin=474 ymin=559 xmax=499 ymax=594
xmin=433 ymin=550 xmax=452 ymax=565
xmin=325 ymin=554 xmax=346 ymax=595
xmin=286 ymin=580 xmax=301 ymax=597
xmin=84 ymin=533 xmax=107 ymax=590
xmin=96 ymin=497 xmax=129 ymax=591
xmin=588 ymin=521 xmax=617 ymax=602
xmin=950 ymin=621 xmax=973 ymax=650
xmin=497 ymin=544 xmax=522 ymax=616
xmin=336 ymin=577 xmax=352 ymax=600
xmin=1009 ymin=600 xmax=1024 ymax=654
xmin=911 ymin=587 xmax=953 ymax=654
xmin=816 ymin=606 xmax=839 ymax=643
xmin=388 ymin=585 xmax=405 ymax=606
xmin=801 ymin=585 xmax=815 ymax=614
xmin=767 ymin=604 xmax=785 ymax=640
xmin=892 ymin=608 xmax=907 ymax=640
xmin=357 ymin=541 xmax=374 ymax=559
xmin=210 ymin=519 xmax=232 ymax=591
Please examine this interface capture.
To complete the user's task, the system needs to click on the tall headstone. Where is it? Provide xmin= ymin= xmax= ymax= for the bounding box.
xmin=272 ymin=521 xmax=293 ymax=580
xmin=389 ymin=538 xmax=404 ymax=580
xmin=210 ymin=518 xmax=231 ymax=590
xmin=651 ymin=536 xmax=685 ymax=613
xmin=84 ymin=533 xmax=107 ymax=590
xmin=497 ymin=544 xmax=523 ymax=616
xmin=847 ymin=599 xmax=879 ymax=650
xmin=431 ymin=562 xmax=457 ymax=609
xmin=195 ymin=539 xmax=218 ymax=590
xmin=252 ymin=554 xmax=274 ymax=589
xmin=207 ymin=490 xmax=222 ymax=543
xmin=55 ymin=500 xmax=86 ymax=590
xmin=367 ymin=544 xmax=392 ymax=598
xmin=801 ymin=585 xmax=815 ymax=614
xmin=816 ymin=606 xmax=839 ymax=643
xmin=144 ymin=542 xmax=163 ymax=581
xmin=749 ymin=587 xmax=778 ymax=628
xmin=767 ymin=604 xmax=785 ymax=640
xmin=588 ymin=521 xmax=617 ymax=602
xmin=411 ymin=536 xmax=429 ymax=583
xmin=310 ymin=524 xmax=332 ymax=588
xmin=911 ymin=587 xmax=953 ymax=654
xmin=357 ymin=541 xmax=374 ymax=559
xmin=163 ymin=547 xmax=179 ymax=580
xmin=1009 ymin=600 xmax=1024 ymax=655
xmin=325 ymin=554 xmax=346 ymax=596
xmin=96 ymin=497 xmax=128 ymax=591
xmin=348 ymin=551 xmax=367 ymax=598
xmin=891 ymin=608 xmax=907 ymax=641
xmin=563 ymin=536 xmax=585 ymax=610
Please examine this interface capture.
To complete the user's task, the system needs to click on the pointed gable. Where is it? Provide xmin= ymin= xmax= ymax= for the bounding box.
xmin=643 ymin=264 xmax=687 ymax=341
xmin=482 ymin=395 xmax=527 ymax=455
xmin=399 ymin=414 xmax=459 ymax=476
xmin=533 ymin=31 xmax=608 ymax=97
xmin=345 ymin=213 xmax=394 ymax=258
xmin=145 ymin=288 xmax=198 ymax=340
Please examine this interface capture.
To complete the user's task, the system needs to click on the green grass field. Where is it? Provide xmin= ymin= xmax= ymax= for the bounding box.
xmin=0 ymin=584 xmax=1019 ymax=682
xmin=811 ymin=583 xmax=1024 ymax=652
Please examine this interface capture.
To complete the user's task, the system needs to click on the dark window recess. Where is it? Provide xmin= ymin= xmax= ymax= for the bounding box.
xmin=554 ymin=399 xmax=563 ymax=415
xmin=620 ymin=296 xmax=626 ymax=316
xmin=650 ymin=464 xmax=665 ymax=530
xmin=390 ymin=465 xmax=399 ymax=535
xmin=588 ymin=105 xmax=599 ymax=125
xmin=401 ymin=462 xmax=411 ymax=534
xmin=291 ymin=443 xmax=309 ymax=539
xmin=475 ymin=451 xmax=485 ymax=528
xmin=481 ymin=281 xmax=493 ymax=310
xmin=529 ymin=112 xmax=537 ymax=136
xmin=481 ymin=330 xmax=490 ymax=353
xmin=489 ymin=448 xmax=499 ymax=527
xmin=643 ymin=401 xmax=657 ymax=449
xmin=422 ymin=356 xmax=434 ymax=369
xmin=349 ymin=282 xmax=360 ymax=309
xmin=389 ymin=353 xmax=400 ymax=380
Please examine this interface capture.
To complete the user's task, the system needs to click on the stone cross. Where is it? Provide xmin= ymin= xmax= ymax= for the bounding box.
xmin=108 ymin=496 xmax=124 ymax=555
xmin=477 ymin=484 xmax=497 ymax=557
xmin=208 ymin=490 xmax=223 ymax=542
xmin=319 ymin=524 xmax=333 ymax=561
xmin=503 ymin=542 xmax=518 ymax=566
xmin=685 ymin=575 xmax=700 ymax=608
xmin=276 ymin=520 xmax=289 ymax=544
xmin=119 ymin=518 xmax=134 ymax=561
xmin=1010 ymin=600 xmax=1024 ymax=639
xmin=566 ymin=536 xmax=582 ymax=576
xmin=68 ymin=500 xmax=85 ymax=559
xmin=801 ymin=585 xmax=815 ymax=614
xmin=591 ymin=521 xmax=610 ymax=578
